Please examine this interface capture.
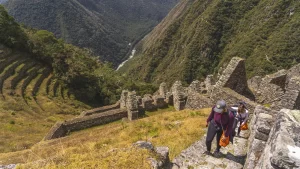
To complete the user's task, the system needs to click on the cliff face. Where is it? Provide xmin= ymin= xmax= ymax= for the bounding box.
xmin=121 ymin=0 xmax=300 ymax=85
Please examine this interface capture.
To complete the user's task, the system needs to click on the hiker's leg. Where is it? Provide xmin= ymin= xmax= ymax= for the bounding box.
xmin=216 ymin=130 xmax=222 ymax=152
xmin=237 ymin=121 xmax=242 ymax=135
xmin=206 ymin=122 xmax=217 ymax=152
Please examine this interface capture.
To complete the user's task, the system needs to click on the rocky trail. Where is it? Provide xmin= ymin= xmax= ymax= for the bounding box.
xmin=172 ymin=128 xmax=250 ymax=169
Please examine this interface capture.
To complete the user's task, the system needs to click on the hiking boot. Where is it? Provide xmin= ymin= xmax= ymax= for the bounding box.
xmin=203 ymin=151 xmax=212 ymax=156
xmin=213 ymin=150 xmax=222 ymax=158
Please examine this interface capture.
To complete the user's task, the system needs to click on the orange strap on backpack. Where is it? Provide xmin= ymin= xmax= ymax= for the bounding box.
xmin=240 ymin=123 xmax=248 ymax=130
xmin=219 ymin=131 xmax=229 ymax=147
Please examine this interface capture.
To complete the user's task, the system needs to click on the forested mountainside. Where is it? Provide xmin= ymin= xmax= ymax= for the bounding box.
xmin=120 ymin=0 xmax=300 ymax=85
xmin=3 ymin=0 xmax=178 ymax=66
xmin=0 ymin=5 xmax=157 ymax=152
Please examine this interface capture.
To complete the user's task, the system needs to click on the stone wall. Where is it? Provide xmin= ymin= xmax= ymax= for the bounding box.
xmin=142 ymin=94 xmax=157 ymax=111
xmin=80 ymin=102 xmax=120 ymax=116
xmin=44 ymin=122 xmax=66 ymax=140
xmin=244 ymin=106 xmax=276 ymax=169
xmin=276 ymin=76 xmax=300 ymax=110
xmin=120 ymin=90 xmax=129 ymax=109
xmin=245 ymin=106 xmax=300 ymax=169
xmin=44 ymin=109 xmax=127 ymax=140
xmin=185 ymin=91 xmax=212 ymax=109
xmin=172 ymin=81 xmax=186 ymax=111
xmin=159 ymin=82 xmax=167 ymax=97
xmin=153 ymin=95 xmax=167 ymax=108
xmin=215 ymin=57 xmax=255 ymax=100
xmin=248 ymin=70 xmax=286 ymax=105
xmin=210 ymin=87 xmax=257 ymax=112
xmin=127 ymin=91 xmax=139 ymax=120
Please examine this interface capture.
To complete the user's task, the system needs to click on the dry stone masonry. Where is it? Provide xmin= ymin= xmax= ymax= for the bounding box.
xmin=248 ymin=70 xmax=287 ymax=104
xmin=120 ymin=90 xmax=129 ymax=109
xmin=42 ymin=56 xmax=300 ymax=169
xmin=245 ymin=106 xmax=300 ymax=169
xmin=172 ymin=81 xmax=186 ymax=111
xmin=127 ymin=91 xmax=139 ymax=120
xmin=215 ymin=57 xmax=255 ymax=100
xmin=278 ymin=76 xmax=300 ymax=110
xmin=159 ymin=82 xmax=167 ymax=97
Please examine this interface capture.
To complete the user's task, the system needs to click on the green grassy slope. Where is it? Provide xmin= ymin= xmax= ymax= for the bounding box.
xmin=121 ymin=0 xmax=300 ymax=85
xmin=0 ymin=5 xmax=157 ymax=153
xmin=3 ymin=0 xmax=179 ymax=66
xmin=0 ymin=108 xmax=210 ymax=168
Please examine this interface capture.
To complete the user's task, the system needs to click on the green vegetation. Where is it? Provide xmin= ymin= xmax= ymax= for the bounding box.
xmin=3 ymin=0 xmax=178 ymax=66
xmin=0 ymin=108 xmax=211 ymax=168
xmin=0 ymin=5 xmax=157 ymax=153
xmin=121 ymin=0 xmax=300 ymax=85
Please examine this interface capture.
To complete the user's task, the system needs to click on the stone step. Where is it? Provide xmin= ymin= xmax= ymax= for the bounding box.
xmin=172 ymin=129 xmax=249 ymax=169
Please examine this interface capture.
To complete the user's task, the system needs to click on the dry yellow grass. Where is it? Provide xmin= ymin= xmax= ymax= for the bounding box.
xmin=0 ymin=108 xmax=211 ymax=169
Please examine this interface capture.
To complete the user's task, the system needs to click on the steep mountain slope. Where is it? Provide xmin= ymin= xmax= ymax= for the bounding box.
xmin=0 ymin=5 xmax=156 ymax=153
xmin=3 ymin=0 xmax=178 ymax=65
xmin=121 ymin=0 xmax=300 ymax=85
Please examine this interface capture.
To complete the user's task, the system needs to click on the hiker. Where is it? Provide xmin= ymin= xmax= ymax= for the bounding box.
xmin=204 ymin=100 xmax=235 ymax=156
xmin=231 ymin=101 xmax=249 ymax=137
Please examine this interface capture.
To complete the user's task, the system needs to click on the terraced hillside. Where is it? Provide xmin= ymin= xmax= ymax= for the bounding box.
xmin=0 ymin=45 xmax=90 ymax=153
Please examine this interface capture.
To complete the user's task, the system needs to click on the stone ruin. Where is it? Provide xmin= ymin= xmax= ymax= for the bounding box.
xmin=126 ymin=91 xmax=139 ymax=120
xmin=120 ymin=90 xmax=129 ymax=109
xmin=172 ymin=81 xmax=186 ymax=111
xmin=215 ymin=57 xmax=255 ymax=100
xmin=142 ymin=94 xmax=157 ymax=111
xmin=42 ymin=56 xmax=300 ymax=169
xmin=248 ymin=63 xmax=300 ymax=110
xmin=159 ymin=82 xmax=167 ymax=97
xmin=244 ymin=106 xmax=300 ymax=169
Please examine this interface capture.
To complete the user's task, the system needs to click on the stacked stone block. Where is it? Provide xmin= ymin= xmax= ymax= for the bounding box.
xmin=159 ymin=82 xmax=167 ymax=97
xmin=153 ymin=95 xmax=167 ymax=108
xmin=172 ymin=81 xmax=186 ymax=111
xmin=215 ymin=57 xmax=255 ymax=100
xmin=277 ymin=76 xmax=300 ymax=110
xmin=127 ymin=91 xmax=139 ymax=120
xmin=142 ymin=94 xmax=156 ymax=111
xmin=120 ymin=90 xmax=129 ymax=109
xmin=248 ymin=70 xmax=287 ymax=105
xmin=204 ymin=74 xmax=214 ymax=93
xmin=244 ymin=106 xmax=276 ymax=169
xmin=188 ymin=80 xmax=201 ymax=93
xmin=165 ymin=92 xmax=173 ymax=105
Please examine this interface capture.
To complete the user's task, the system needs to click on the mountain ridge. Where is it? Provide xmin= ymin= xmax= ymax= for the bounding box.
xmin=120 ymin=0 xmax=300 ymax=86
xmin=3 ymin=0 xmax=179 ymax=66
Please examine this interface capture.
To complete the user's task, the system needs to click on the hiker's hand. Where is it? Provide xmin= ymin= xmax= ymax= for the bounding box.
xmin=206 ymin=122 xmax=209 ymax=127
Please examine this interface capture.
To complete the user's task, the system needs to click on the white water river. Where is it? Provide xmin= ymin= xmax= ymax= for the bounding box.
xmin=116 ymin=48 xmax=136 ymax=71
